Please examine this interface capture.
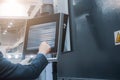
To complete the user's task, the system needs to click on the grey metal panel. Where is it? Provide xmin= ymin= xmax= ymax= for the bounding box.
xmin=58 ymin=77 xmax=109 ymax=80
xmin=58 ymin=0 xmax=120 ymax=79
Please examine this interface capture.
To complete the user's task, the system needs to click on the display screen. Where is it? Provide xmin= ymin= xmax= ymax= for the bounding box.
xmin=23 ymin=13 xmax=68 ymax=61
xmin=27 ymin=22 xmax=56 ymax=50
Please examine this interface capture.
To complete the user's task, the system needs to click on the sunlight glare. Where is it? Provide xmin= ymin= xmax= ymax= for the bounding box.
xmin=0 ymin=0 xmax=28 ymax=17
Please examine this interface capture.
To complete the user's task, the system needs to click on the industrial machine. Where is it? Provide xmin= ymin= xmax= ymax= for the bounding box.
xmin=1 ymin=0 xmax=120 ymax=80
xmin=57 ymin=0 xmax=120 ymax=80
xmin=23 ymin=13 xmax=69 ymax=62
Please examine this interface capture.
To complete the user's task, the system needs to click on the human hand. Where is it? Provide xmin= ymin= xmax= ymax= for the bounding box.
xmin=38 ymin=42 xmax=51 ymax=55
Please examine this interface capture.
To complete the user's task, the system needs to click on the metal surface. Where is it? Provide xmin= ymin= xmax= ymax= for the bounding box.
xmin=58 ymin=0 xmax=120 ymax=79
xmin=58 ymin=77 xmax=109 ymax=80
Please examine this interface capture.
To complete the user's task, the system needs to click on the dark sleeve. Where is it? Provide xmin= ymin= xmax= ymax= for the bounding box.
xmin=0 ymin=53 xmax=48 ymax=80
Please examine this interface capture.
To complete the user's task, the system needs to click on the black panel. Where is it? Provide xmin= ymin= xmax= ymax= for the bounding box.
xmin=23 ymin=14 xmax=60 ymax=54
xmin=58 ymin=0 xmax=120 ymax=79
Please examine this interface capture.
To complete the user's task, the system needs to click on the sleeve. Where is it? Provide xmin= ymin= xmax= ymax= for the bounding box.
xmin=0 ymin=53 xmax=48 ymax=80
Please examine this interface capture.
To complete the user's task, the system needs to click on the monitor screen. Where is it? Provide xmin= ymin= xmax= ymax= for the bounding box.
xmin=23 ymin=13 xmax=68 ymax=62
xmin=27 ymin=22 xmax=56 ymax=50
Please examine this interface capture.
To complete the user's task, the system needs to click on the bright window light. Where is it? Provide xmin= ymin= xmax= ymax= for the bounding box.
xmin=3 ymin=32 xmax=6 ymax=35
xmin=8 ymin=25 xmax=12 ymax=28
xmin=4 ymin=30 xmax=7 ymax=33
xmin=7 ymin=55 xmax=12 ymax=59
xmin=10 ymin=22 xmax=13 ymax=25
xmin=0 ymin=0 xmax=28 ymax=17
xmin=15 ymin=55 xmax=19 ymax=59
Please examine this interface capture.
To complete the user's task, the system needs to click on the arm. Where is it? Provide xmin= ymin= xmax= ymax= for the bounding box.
xmin=0 ymin=53 xmax=48 ymax=80
xmin=0 ymin=42 xmax=51 ymax=80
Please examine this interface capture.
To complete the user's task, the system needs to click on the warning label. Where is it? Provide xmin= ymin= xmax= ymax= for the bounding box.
xmin=114 ymin=30 xmax=120 ymax=45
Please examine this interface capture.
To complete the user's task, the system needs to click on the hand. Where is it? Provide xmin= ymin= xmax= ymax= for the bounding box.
xmin=38 ymin=42 xmax=51 ymax=55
